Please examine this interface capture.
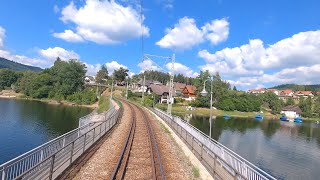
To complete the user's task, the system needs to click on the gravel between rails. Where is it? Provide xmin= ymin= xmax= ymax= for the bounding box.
xmin=73 ymin=101 xmax=132 ymax=180
xmin=143 ymin=107 xmax=201 ymax=180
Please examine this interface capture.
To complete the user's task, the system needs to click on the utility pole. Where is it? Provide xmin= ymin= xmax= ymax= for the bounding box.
xmin=167 ymin=53 xmax=175 ymax=115
xmin=110 ymin=77 xmax=114 ymax=99
xmin=141 ymin=75 xmax=145 ymax=103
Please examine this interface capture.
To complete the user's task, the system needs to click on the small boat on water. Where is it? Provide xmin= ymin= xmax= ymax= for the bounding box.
xmin=223 ymin=115 xmax=231 ymax=119
xmin=294 ymin=117 xmax=303 ymax=123
xmin=255 ymin=114 xmax=264 ymax=120
xmin=280 ymin=115 xmax=288 ymax=121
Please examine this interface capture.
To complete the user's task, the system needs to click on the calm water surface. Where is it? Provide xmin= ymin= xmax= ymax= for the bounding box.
xmin=181 ymin=114 xmax=320 ymax=180
xmin=0 ymin=98 xmax=92 ymax=164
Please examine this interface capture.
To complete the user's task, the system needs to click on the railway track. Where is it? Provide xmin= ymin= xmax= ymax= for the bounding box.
xmin=110 ymin=100 xmax=164 ymax=180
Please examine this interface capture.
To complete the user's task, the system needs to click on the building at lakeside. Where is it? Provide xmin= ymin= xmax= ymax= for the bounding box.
xmin=181 ymin=85 xmax=197 ymax=101
xmin=281 ymin=105 xmax=302 ymax=119
xmin=247 ymin=88 xmax=315 ymax=100
xmin=148 ymin=84 xmax=176 ymax=104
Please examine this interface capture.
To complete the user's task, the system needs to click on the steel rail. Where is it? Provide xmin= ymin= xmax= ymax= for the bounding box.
xmin=137 ymin=105 xmax=165 ymax=180
xmin=110 ymin=101 xmax=136 ymax=180
xmin=110 ymin=100 xmax=165 ymax=180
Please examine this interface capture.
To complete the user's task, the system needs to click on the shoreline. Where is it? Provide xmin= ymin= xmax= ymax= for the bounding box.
xmin=156 ymin=105 xmax=320 ymax=122
xmin=0 ymin=93 xmax=98 ymax=109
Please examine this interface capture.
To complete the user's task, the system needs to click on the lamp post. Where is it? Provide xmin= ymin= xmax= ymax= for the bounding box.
xmin=125 ymin=79 xmax=129 ymax=100
xmin=200 ymin=77 xmax=214 ymax=138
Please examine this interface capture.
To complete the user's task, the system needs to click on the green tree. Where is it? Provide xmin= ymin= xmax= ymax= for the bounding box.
xmin=113 ymin=67 xmax=128 ymax=82
xmin=286 ymin=97 xmax=295 ymax=106
xmin=314 ymin=97 xmax=320 ymax=116
xmin=299 ymin=97 xmax=313 ymax=117
xmin=233 ymin=86 xmax=237 ymax=91
xmin=0 ymin=69 xmax=20 ymax=90
xmin=95 ymin=65 xmax=108 ymax=83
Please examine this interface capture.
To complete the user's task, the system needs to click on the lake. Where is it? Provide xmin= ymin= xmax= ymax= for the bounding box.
xmin=0 ymin=98 xmax=92 ymax=164
xmin=182 ymin=114 xmax=320 ymax=180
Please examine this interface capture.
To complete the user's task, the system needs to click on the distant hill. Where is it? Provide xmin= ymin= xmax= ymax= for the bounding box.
xmin=0 ymin=57 xmax=42 ymax=72
xmin=271 ymin=84 xmax=320 ymax=92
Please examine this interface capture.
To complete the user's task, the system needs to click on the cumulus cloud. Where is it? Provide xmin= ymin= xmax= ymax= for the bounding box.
xmin=84 ymin=63 xmax=102 ymax=76
xmin=202 ymin=18 xmax=229 ymax=45
xmin=39 ymin=47 xmax=80 ymax=62
xmin=138 ymin=59 xmax=161 ymax=72
xmin=105 ymin=60 xmax=127 ymax=73
xmin=0 ymin=49 xmax=50 ymax=67
xmin=166 ymin=62 xmax=198 ymax=77
xmin=156 ymin=17 xmax=229 ymax=50
xmin=198 ymin=30 xmax=320 ymax=89
xmin=55 ymin=0 xmax=149 ymax=44
xmin=0 ymin=26 xmax=5 ymax=48
xmin=53 ymin=30 xmax=84 ymax=42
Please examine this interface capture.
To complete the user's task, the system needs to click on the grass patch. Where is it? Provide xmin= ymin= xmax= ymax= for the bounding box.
xmin=155 ymin=103 xmax=280 ymax=119
xmin=192 ymin=166 xmax=200 ymax=178
xmin=159 ymin=121 xmax=171 ymax=134
xmin=97 ymin=96 xmax=110 ymax=113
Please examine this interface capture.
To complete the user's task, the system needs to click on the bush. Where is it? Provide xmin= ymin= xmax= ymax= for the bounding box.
xmin=143 ymin=96 xmax=154 ymax=107
xmin=67 ymin=89 xmax=97 ymax=105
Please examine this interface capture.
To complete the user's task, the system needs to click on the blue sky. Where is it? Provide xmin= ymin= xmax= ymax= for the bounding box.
xmin=0 ymin=0 xmax=320 ymax=90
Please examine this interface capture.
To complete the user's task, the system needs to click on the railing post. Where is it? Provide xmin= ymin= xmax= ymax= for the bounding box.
xmin=1 ymin=166 xmax=6 ymax=180
xmin=40 ymin=148 xmax=44 ymax=161
xmin=70 ymin=141 xmax=75 ymax=164
xmin=62 ymin=135 xmax=66 ymax=148
xmin=83 ymin=133 xmax=87 ymax=152
xmin=200 ymin=143 xmax=203 ymax=161
xmin=93 ymin=127 xmax=96 ymax=142
xmin=49 ymin=154 xmax=55 ymax=180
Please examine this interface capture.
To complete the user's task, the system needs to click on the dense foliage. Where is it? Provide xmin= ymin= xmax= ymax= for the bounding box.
xmin=113 ymin=67 xmax=128 ymax=82
xmin=95 ymin=65 xmax=108 ymax=83
xmin=0 ymin=58 xmax=96 ymax=104
xmin=0 ymin=57 xmax=42 ymax=72
xmin=0 ymin=69 xmax=22 ymax=90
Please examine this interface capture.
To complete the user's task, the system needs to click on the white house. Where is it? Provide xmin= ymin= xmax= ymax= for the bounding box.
xmin=281 ymin=105 xmax=302 ymax=119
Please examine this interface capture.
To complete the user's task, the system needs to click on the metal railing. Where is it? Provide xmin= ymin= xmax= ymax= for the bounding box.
xmin=0 ymin=100 xmax=122 ymax=180
xmin=152 ymin=108 xmax=276 ymax=180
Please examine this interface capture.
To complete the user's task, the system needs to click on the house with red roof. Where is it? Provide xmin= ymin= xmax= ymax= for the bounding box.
xmin=181 ymin=85 xmax=197 ymax=101
xmin=247 ymin=88 xmax=266 ymax=94
xmin=278 ymin=89 xmax=294 ymax=100
xmin=294 ymin=91 xmax=314 ymax=98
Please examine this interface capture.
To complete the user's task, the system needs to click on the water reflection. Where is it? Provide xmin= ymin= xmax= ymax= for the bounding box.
xmin=0 ymin=98 xmax=92 ymax=164
xmin=179 ymin=114 xmax=320 ymax=179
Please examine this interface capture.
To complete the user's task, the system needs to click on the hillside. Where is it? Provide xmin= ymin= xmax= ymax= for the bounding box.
xmin=0 ymin=57 xmax=42 ymax=72
xmin=271 ymin=84 xmax=320 ymax=92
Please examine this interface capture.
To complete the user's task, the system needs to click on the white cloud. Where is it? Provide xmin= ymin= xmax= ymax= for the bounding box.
xmin=0 ymin=49 xmax=50 ymax=67
xmin=128 ymin=72 xmax=135 ymax=77
xmin=0 ymin=26 xmax=5 ymax=48
xmin=166 ymin=62 xmax=198 ymax=77
xmin=156 ymin=17 xmax=229 ymax=50
xmin=39 ymin=47 xmax=80 ymax=62
xmin=202 ymin=18 xmax=229 ymax=45
xmin=84 ymin=63 xmax=102 ymax=76
xmin=156 ymin=17 xmax=204 ymax=50
xmin=198 ymin=30 xmax=320 ymax=89
xmin=53 ymin=30 xmax=84 ymax=42
xmin=138 ymin=59 xmax=161 ymax=72
xmin=56 ymin=0 xmax=149 ymax=44
xmin=105 ymin=60 xmax=127 ymax=73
